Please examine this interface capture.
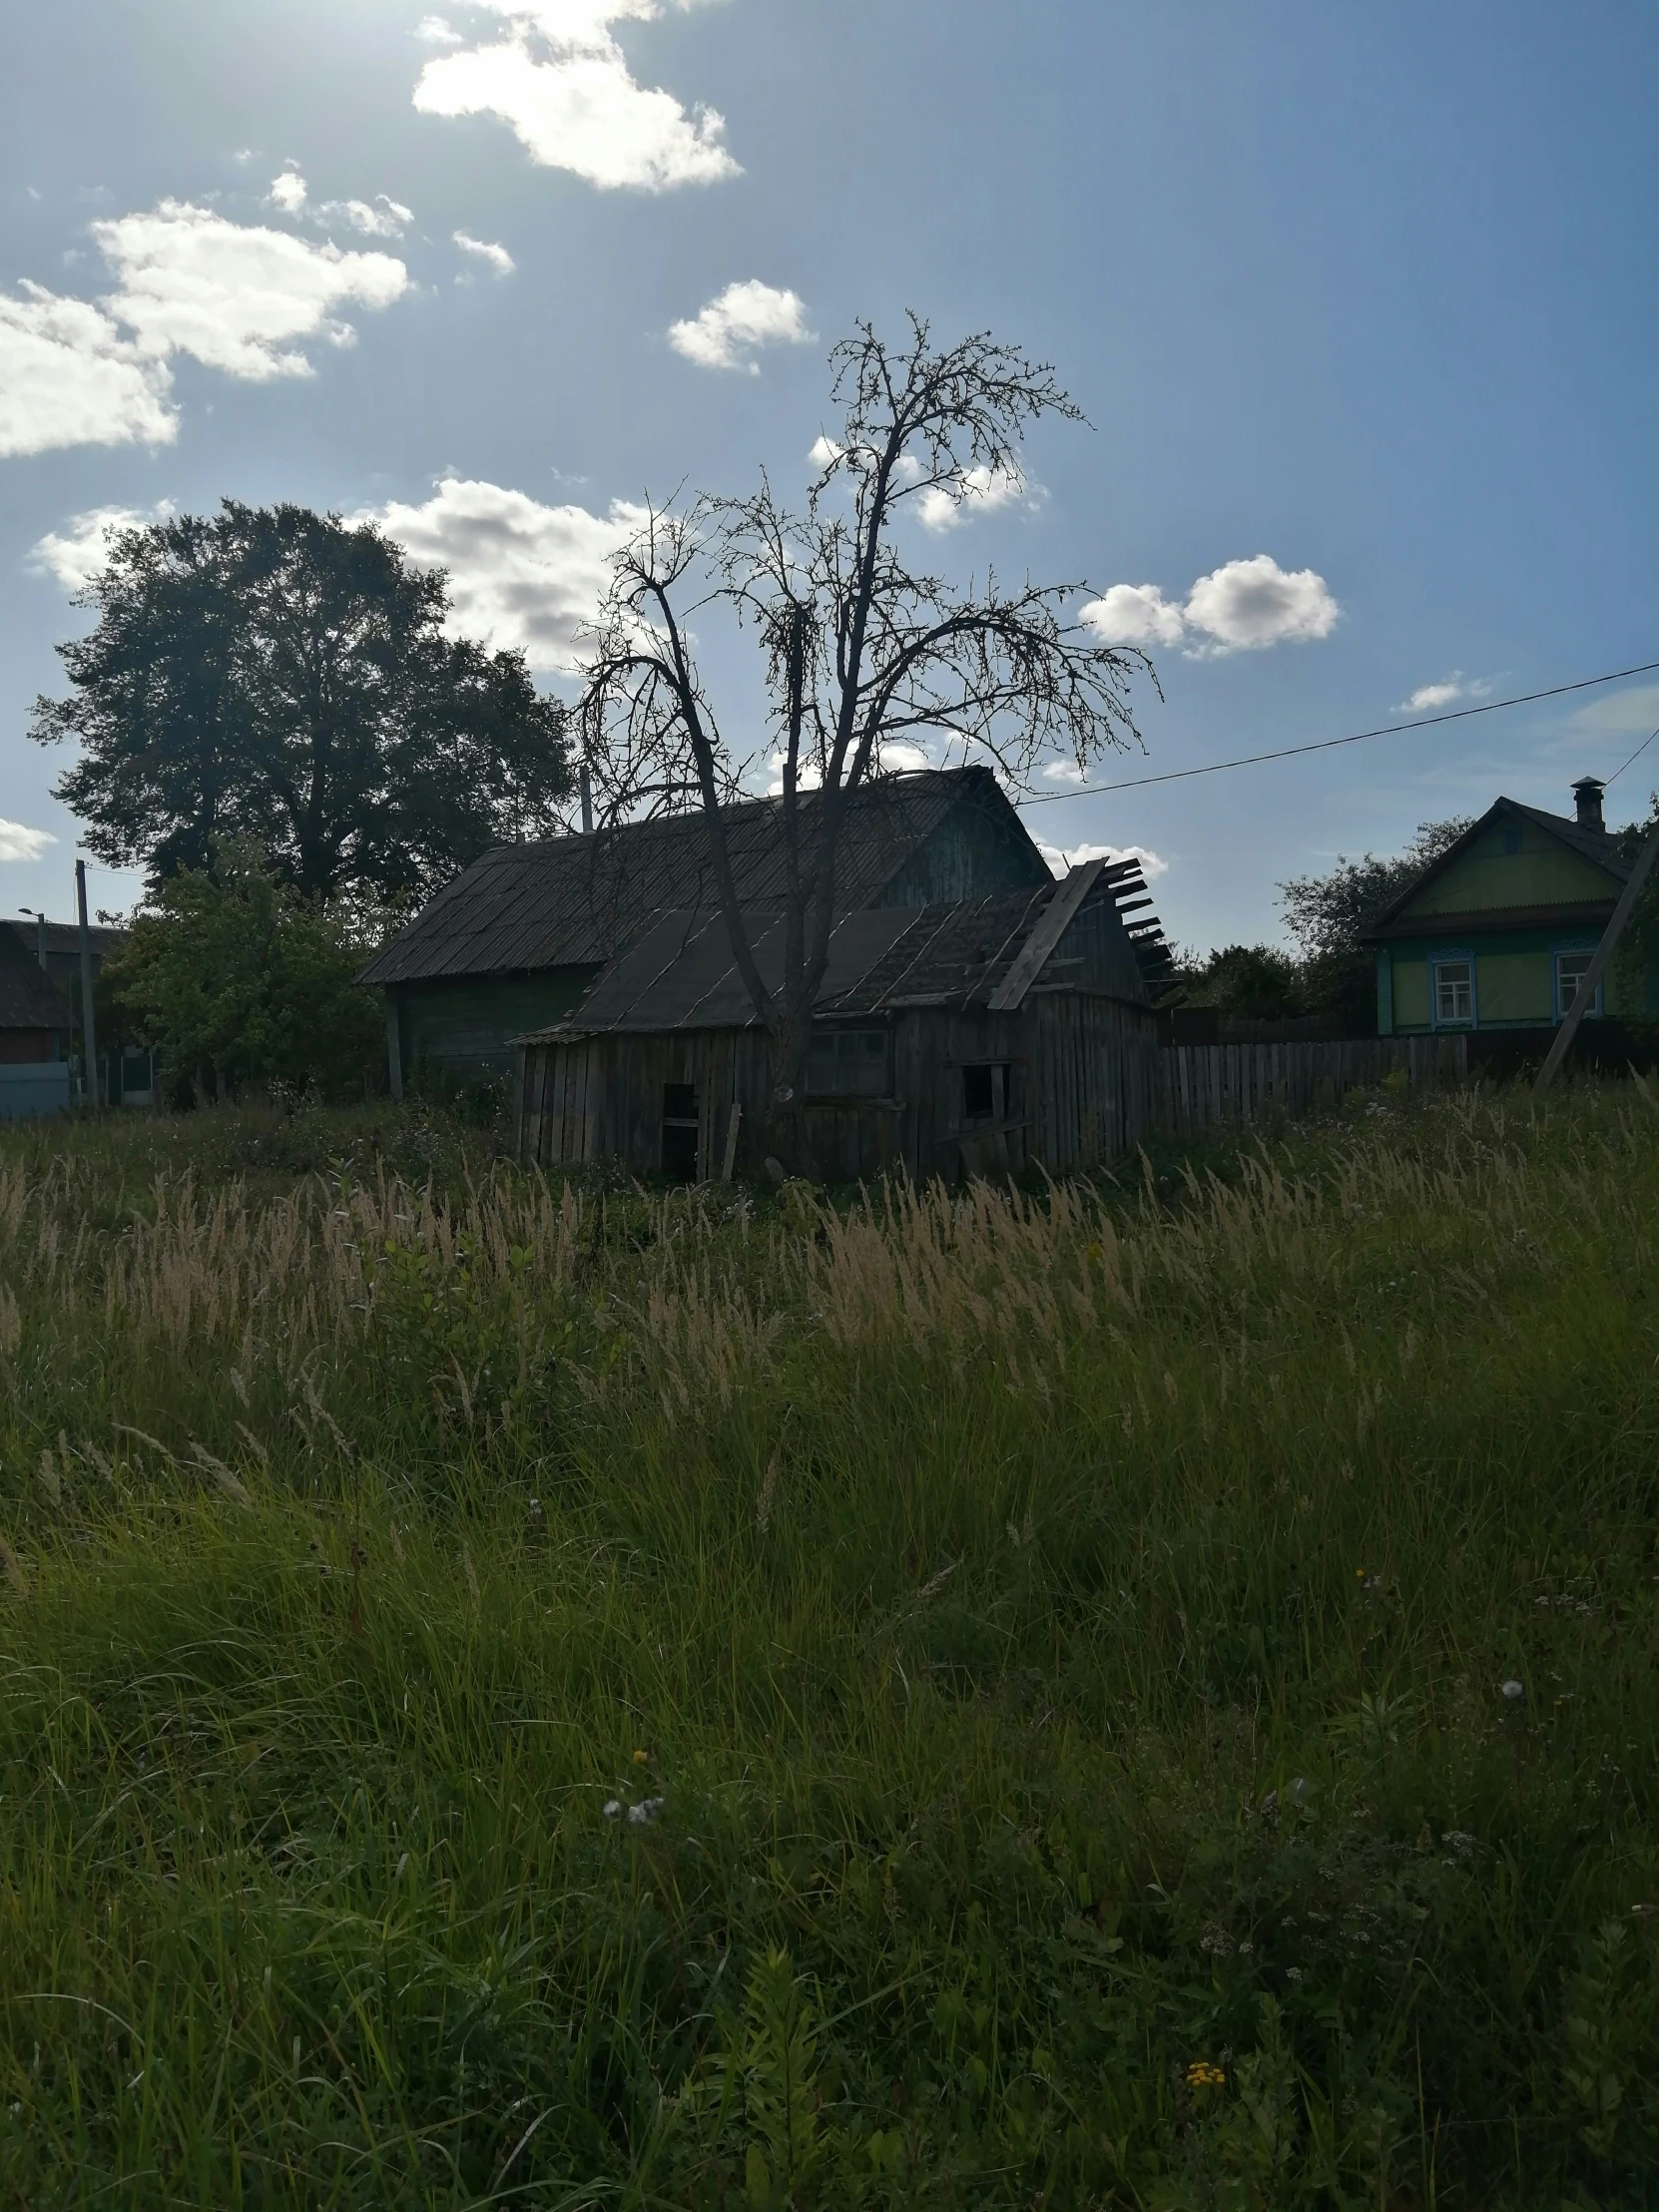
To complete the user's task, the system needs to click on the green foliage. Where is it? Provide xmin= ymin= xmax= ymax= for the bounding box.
xmin=1 ymin=1085 xmax=1658 ymax=2207
xmin=30 ymin=501 xmax=571 ymax=900
xmin=1278 ymin=819 xmax=1472 ymax=1026
xmin=105 ymin=839 xmax=384 ymax=1098
xmin=1179 ymin=943 xmax=1308 ymax=1019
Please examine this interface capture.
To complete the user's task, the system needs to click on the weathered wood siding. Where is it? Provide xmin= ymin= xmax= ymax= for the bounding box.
xmin=519 ymin=1015 xmax=1467 ymax=1180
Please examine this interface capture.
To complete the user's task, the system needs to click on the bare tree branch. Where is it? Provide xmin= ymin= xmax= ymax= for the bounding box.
xmin=573 ymin=317 xmax=1157 ymax=1167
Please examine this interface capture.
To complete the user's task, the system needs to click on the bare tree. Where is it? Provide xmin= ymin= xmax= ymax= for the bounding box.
xmin=576 ymin=315 xmax=1156 ymax=1167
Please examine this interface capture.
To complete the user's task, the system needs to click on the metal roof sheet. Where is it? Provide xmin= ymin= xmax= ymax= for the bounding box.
xmin=524 ymin=866 xmax=1158 ymax=1039
xmin=0 ymin=926 xmax=75 ymax=1032
xmin=358 ymin=767 xmax=1033 ymax=987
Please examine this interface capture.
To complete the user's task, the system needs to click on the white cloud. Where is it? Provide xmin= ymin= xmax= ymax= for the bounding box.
xmin=415 ymin=14 xmax=463 ymax=43
xmin=364 ymin=475 xmax=645 ymax=673
xmin=1079 ymin=583 xmax=1186 ymax=649
xmin=454 ymin=230 xmax=516 ymax=275
xmin=29 ymin=501 xmax=174 ymax=591
xmin=1570 ymin=682 xmax=1659 ymax=738
xmin=1079 ymin=556 xmax=1338 ymax=657
xmin=413 ymin=1 xmax=741 ymax=192
xmin=0 ymin=284 xmax=176 ymax=458
xmin=1038 ymin=838 xmax=1168 ymax=882
xmin=1040 ymin=761 xmax=1086 ymax=785
xmin=807 ymin=433 xmax=842 ymax=470
xmin=0 ymin=820 xmax=59 ymax=863
xmin=95 ymin=200 xmax=408 ymax=380
xmin=913 ymin=461 xmax=1033 ymax=536
xmin=319 ymin=196 xmax=414 ymax=239
xmin=1395 ymin=671 xmax=1493 ymax=714
xmin=669 ymin=279 xmax=812 ymax=372
xmin=1183 ymin=555 xmax=1338 ymax=654
xmin=269 ymin=167 xmax=307 ymax=214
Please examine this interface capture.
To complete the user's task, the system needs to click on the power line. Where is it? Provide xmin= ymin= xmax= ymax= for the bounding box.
xmin=1604 ymin=722 xmax=1659 ymax=790
xmin=1015 ymin=657 xmax=1659 ymax=808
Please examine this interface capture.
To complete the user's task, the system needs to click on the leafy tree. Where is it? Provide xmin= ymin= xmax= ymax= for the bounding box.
xmin=576 ymin=316 xmax=1154 ymax=1171
xmin=32 ymin=503 xmax=571 ymax=901
xmin=105 ymin=840 xmax=384 ymax=1100
xmin=1279 ymin=819 xmax=1471 ymax=1027
xmin=1179 ymin=943 xmax=1308 ymax=1020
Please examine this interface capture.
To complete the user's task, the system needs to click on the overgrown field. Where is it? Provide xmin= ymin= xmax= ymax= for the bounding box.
xmin=1 ymin=1087 xmax=1657 ymax=2209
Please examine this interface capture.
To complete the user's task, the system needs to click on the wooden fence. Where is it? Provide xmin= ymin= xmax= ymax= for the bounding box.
xmin=1148 ymin=1033 xmax=1468 ymax=1142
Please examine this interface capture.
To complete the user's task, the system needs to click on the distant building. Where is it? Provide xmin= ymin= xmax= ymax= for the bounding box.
xmin=0 ymin=925 xmax=73 ymax=1119
xmin=360 ymin=769 xmax=1088 ymax=1096
xmin=1371 ymin=779 xmax=1654 ymax=1050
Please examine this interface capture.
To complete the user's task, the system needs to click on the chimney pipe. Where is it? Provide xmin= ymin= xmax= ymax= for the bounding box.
xmin=1572 ymin=778 xmax=1606 ymax=835
xmin=579 ymin=762 xmax=594 ymax=835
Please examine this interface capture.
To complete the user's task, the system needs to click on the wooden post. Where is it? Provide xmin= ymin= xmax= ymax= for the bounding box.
xmin=75 ymin=859 xmax=99 ymax=1108
xmin=1533 ymin=814 xmax=1659 ymax=1095
xmin=721 ymin=1101 xmax=742 ymax=1181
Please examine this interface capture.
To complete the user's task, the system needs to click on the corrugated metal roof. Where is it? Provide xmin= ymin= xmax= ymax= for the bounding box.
xmin=359 ymin=767 xmax=1032 ymax=987
xmin=0 ymin=926 xmax=74 ymax=1032
xmin=524 ymin=866 xmax=1158 ymax=1039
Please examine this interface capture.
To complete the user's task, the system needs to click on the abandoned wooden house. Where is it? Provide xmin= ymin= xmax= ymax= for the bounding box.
xmin=515 ymin=854 xmax=1175 ymax=1183
xmin=360 ymin=767 xmax=1068 ymax=1096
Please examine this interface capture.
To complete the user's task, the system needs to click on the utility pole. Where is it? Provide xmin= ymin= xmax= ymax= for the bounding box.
xmin=1534 ymin=813 xmax=1659 ymax=1095
xmin=18 ymin=907 xmax=46 ymax=968
xmin=75 ymin=859 xmax=99 ymax=1108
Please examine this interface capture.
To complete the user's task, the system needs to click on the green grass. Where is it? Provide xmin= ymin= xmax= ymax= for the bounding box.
xmin=1 ymin=1084 xmax=1657 ymax=2208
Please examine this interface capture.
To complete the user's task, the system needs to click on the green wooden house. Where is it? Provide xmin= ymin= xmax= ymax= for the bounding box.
xmin=1371 ymin=779 xmax=1652 ymax=1041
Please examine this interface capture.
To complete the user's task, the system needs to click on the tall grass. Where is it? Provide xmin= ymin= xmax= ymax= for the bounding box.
xmin=1 ymin=1085 xmax=1657 ymax=2207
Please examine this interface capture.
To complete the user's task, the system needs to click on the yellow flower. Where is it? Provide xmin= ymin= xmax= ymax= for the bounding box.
xmin=632 ymin=1749 xmax=649 ymax=1766
xmin=1186 ymin=2060 xmax=1226 ymax=2089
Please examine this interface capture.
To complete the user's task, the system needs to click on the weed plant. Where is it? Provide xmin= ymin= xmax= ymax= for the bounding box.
xmin=1 ymin=1084 xmax=1656 ymax=2207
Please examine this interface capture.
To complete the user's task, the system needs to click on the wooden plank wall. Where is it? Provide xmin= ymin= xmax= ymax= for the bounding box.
xmin=1148 ymin=1032 xmax=1468 ymax=1141
xmin=521 ymin=1020 xmax=1469 ymax=1176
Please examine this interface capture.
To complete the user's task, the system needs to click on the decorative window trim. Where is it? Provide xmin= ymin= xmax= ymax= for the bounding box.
xmin=1552 ymin=943 xmax=1603 ymax=1024
xmin=1430 ymin=951 xmax=1477 ymax=1031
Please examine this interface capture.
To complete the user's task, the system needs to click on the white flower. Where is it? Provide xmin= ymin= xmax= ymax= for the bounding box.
xmin=1500 ymin=1679 xmax=1525 ymax=1701
xmin=602 ymin=1798 xmax=622 ymax=1821
xmin=627 ymin=1796 xmax=665 ymax=1826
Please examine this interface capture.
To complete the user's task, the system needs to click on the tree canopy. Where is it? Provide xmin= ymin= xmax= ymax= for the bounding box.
xmin=32 ymin=502 xmax=571 ymax=902
xmin=104 ymin=840 xmax=384 ymax=1100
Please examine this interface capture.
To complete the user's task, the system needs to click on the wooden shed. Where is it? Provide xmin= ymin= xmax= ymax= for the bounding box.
xmin=360 ymin=767 xmax=1060 ymax=1097
xmin=516 ymin=856 xmax=1172 ymax=1183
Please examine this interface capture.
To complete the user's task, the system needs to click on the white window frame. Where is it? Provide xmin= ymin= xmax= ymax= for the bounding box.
xmin=1430 ymin=952 xmax=1476 ymax=1030
xmin=1553 ymin=945 xmax=1603 ymax=1024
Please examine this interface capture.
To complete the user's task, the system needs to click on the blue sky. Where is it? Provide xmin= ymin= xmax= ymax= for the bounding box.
xmin=3 ymin=0 xmax=1658 ymax=949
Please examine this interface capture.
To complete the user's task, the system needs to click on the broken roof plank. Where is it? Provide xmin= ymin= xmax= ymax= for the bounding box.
xmin=986 ymin=857 xmax=1107 ymax=1012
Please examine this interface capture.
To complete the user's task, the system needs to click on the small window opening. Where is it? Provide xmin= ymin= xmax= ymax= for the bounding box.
xmin=1433 ymin=959 xmax=1473 ymax=1027
xmin=962 ymin=1062 xmax=1011 ymax=1124
xmin=1555 ymin=950 xmax=1602 ymax=1023
xmin=807 ymin=1028 xmax=889 ymax=1097
xmin=662 ymin=1082 xmax=699 ymax=1181
xmin=1501 ymin=827 xmax=1522 ymax=855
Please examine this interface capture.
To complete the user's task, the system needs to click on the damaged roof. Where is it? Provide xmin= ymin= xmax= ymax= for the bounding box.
xmin=360 ymin=766 xmax=1043 ymax=988
xmin=521 ymin=859 xmax=1170 ymax=1039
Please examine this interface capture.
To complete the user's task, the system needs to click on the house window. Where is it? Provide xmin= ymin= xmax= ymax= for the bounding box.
xmin=1432 ymin=957 xmax=1474 ymax=1028
xmin=1501 ymin=827 xmax=1522 ymax=855
xmin=962 ymin=1062 xmax=1013 ymax=1124
xmin=1554 ymin=949 xmax=1602 ymax=1023
xmin=807 ymin=1028 xmax=889 ymax=1097
xmin=661 ymin=1082 xmax=699 ymax=1181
